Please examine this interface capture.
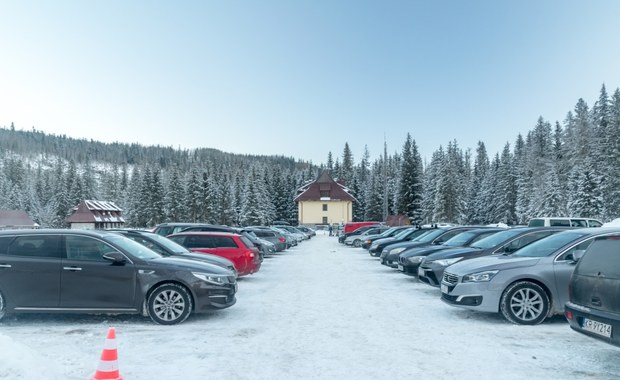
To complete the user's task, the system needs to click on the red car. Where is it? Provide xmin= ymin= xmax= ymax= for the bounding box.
xmin=167 ymin=232 xmax=261 ymax=276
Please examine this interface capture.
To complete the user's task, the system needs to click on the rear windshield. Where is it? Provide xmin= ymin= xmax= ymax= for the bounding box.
xmin=577 ymin=237 xmax=620 ymax=279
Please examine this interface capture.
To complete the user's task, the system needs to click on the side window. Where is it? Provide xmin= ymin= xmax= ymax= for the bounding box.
xmin=588 ymin=220 xmax=603 ymax=227
xmin=7 ymin=235 xmax=62 ymax=258
xmin=501 ymin=232 xmax=554 ymax=253
xmin=214 ymin=236 xmax=238 ymax=248
xmin=0 ymin=236 xmax=14 ymax=255
xmin=65 ymin=236 xmax=116 ymax=262
xmin=550 ymin=219 xmax=571 ymax=227
xmin=558 ymin=239 xmax=594 ymax=261
xmin=571 ymin=219 xmax=587 ymax=227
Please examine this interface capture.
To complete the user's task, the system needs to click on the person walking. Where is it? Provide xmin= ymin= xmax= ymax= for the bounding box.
xmin=328 ymin=225 xmax=333 ymax=236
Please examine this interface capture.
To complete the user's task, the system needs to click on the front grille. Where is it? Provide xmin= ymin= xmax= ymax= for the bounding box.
xmin=443 ymin=272 xmax=458 ymax=285
xmin=399 ymin=256 xmax=407 ymax=264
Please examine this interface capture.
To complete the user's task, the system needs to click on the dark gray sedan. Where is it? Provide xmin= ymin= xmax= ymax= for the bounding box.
xmin=0 ymin=229 xmax=237 ymax=325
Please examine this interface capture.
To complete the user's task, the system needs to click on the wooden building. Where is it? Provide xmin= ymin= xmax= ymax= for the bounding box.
xmin=66 ymin=200 xmax=125 ymax=229
xmin=294 ymin=171 xmax=356 ymax=226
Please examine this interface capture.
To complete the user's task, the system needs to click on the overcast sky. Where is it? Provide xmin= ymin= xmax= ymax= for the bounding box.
xmin=1 ymin=1 xmax=620 ymax=165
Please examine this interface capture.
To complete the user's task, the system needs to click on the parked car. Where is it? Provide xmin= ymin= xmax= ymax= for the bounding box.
xmin=168 ymin=231 xmax=262 ymax=276
xmin=295 ymin=226 xmax=316 ymax=238
xmin=370 ymin=227 xmax=429 ymax=257
xmin=397 ymin=228 xmax=504 ymax=275
xmin=417 ymin=227 xmax=564 ymax=287
xmin=246 ymin=227 xmax=287 ymax=252
xmin=361 ymin=226 xmax=413 ymax=250
xmin=527 ymin=217 xmax=603 ymax=228
xmin=380 ymin=226 xmax=480 ymax=267
xmin=344 ymin=226 xmax=391 ymax=247
xmin=565 ymin=233 xmax=620 ymax=347
xmin=0 ymin=229 xmax=237 ymax=325
xmin=152 ymin=222 xmax=234 ymax=236
xmin=180 ymin=225 xmax=269 ymax=260
xmin=339 ymin=224 xmax=387 ymax=243
xmin=441 ymin=228 xmax=620 ymax=325
xmin=107 ymin=229 xmax=238 ymax=276
xmin=270 ymin=226 xmax=297 ymax=248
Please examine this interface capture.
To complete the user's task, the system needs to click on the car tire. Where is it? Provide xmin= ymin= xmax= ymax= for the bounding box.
xmin=147 ymin=283 xmax=193 ymax=325
xmin=353 ymin=239 xmax=362 ymax=248
xmin=500 ymin=281 xmax=549 ymax=325
xmin=0 ymin=290 xmax=5 ymax=321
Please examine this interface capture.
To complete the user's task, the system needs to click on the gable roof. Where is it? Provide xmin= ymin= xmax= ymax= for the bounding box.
xmin=0 ymin=210 xmax=38 ymax=228
xmin=294 ymin=171 xmax=356 ymax=202
xmin=66 ymin=200 xmax=125 ymax=224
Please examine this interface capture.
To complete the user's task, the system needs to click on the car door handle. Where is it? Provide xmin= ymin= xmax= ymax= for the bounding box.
xmin=591 ymin=296 xmax=602 ymax=307
xmin=0 ymin=264 xmax=11 ymax=268
xmin=63 ymin=266 xmax=83 ymax=271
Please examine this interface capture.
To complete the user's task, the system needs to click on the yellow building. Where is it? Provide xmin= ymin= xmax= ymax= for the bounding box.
xmin=294 ymin=171 xmax=356 ymax=226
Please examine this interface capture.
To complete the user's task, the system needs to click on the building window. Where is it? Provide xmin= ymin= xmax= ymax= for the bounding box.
xmin=322 ymin=217 xmax=328 ymax=224
xmin=322 ymin=204 xmax=328 ymax=211
xmin=320 ymin=191 xmax=330 ymax=198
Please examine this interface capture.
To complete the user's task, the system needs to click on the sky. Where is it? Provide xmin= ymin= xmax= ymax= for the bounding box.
xmin=2 ymin=231 xmax=619 ymax=379
xmin=1 ymin=1 xmax=620 ymax=165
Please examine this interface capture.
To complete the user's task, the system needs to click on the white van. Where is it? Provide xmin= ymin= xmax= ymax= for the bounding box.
xmin=527 ymin=217 xmax=603 ymax=228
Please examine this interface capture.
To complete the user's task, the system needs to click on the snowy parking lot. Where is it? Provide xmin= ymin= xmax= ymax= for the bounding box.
xmin=1 ymin=231 xmax=619 ymax=380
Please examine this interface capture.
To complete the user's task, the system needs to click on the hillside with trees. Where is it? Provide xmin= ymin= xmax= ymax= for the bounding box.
xmin=1 ymin=84 xmax=619 ymax=228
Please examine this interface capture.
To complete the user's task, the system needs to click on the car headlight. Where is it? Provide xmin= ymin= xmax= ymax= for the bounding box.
xmin=407 ymin=256 xmax=424 ymax=263
xmin=433 ymin=257 xmax=463 ymax=266
xmin=462 ymin=270 xmax=499 ymax=283
xmin=391 ymin=247 xmax=406 ymax=255
xmin=192 ymin=272 xmax=229 ymax=285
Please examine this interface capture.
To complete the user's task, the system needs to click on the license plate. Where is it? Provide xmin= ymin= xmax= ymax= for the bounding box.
xmin=418 ymin=267 xmax=424 ymax=277
xmin=583 ymin=318 xmax=612 ymax=338
xmin=441 ymin=284 xmax=448 ymax=293
xmin=398 ymin=264 xmax=404 ymax=271
xmin=234 ymin=283 xmax=238 ymax=292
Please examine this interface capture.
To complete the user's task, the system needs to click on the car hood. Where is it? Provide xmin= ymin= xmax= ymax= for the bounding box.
xmin=445 ymin=255 xmax=541 ymax=275
xmin=425 ymin=246 xmax=481 ymax=260
xmin=172 ymin=252 xmax=235 ymax=267
xmin=150 ymin=256 xmax=234 ymax=275
xmin=401 ymin=245 xmax=452 ymax=257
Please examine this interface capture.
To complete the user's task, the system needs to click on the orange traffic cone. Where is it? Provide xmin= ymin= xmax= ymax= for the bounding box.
xmin=91 ymin=327 xmax=123 ymax=380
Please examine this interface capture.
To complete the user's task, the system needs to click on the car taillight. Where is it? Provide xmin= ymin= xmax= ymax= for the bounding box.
xmin=246 ymin=250 xmax=255 ymax=258
xmin=565 ymin=311 xmax=573 ymax=320
xmin=278 ymin=237 xmax=286 ymax=242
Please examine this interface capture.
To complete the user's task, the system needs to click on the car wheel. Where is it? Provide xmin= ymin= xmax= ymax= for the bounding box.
xmin=353 ymin=239 xmax=362 ymax=248
xmin=500 ymin=281 xmax=549 ymax=325
xmin=0 ymin=290 xmax=5 ymax=321
xmin=147 ymin=283 xmax=193 ymax=325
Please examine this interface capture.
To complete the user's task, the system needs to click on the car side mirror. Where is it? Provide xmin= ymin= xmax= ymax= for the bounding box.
xmin=572 ymin=250 xmax=586 ymax=262
xmin=103 ymin=252 xmax=127 ymax=264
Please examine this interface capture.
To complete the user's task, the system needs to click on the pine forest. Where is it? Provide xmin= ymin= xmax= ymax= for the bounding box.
xmin=1 ymin=84 xmax=619 ymax=228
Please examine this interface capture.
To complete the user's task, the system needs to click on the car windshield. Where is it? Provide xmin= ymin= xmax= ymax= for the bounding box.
xmin=108 ymin=235 xmax=162 ymax=260
xmin=393 ymin=229 xmax=413 ymax=239
xmin=511 ymin=231 xmax=590 ymax=257
xmin=442 ymin=231 xmax=478 ymax=247
xmin=145 ymin=233 xmax=191 ymax=254
xmin=470 ymin=229 xmax=530 ymax=249
xmin=379 ymin=227 xmax=399 ymax=237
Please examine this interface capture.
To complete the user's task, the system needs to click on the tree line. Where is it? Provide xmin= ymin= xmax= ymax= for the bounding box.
xmin=1 ymin=84 xmax=619 ymax=227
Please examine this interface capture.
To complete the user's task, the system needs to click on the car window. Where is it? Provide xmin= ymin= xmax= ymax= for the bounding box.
xmin=550 ymin=219 xmax=571 ymax=227
xmin=511 ymin=231 xmax=589 ymax=257
xmin=239 ymin=236 xmax=255 ymax=248
xmin=588 ymin=219 xmax=603 ymax=227
xmin=65 ymin=236 xmax=117 ymax=261
xmin=433 ymin=229 xmax=466 ymax=244
xmin=6 ymin=235 xmax=62 ymax=258
xmin=528 ymin=219 xmax=544 ymax=227
xmin=212 ymin=236 xmax=238 ymax=248
xmin=143 ymin=233 xmax=190 ymax=254
xmin=470 ymin=229 xmax=527 ymax=249
xmin=0 ymin=236 xmax=12 ymax=254
xmin=557 ymin=238 xmax=594 ymax=261
xmin=570 ymin=219 xmax=588 ymax=227
xmin=442 ymin=231 xmax=478 ymax=246
xmin=576 ymin=237 xmax=620 ymax=279
xmin=496 ymin=231 xmax=556 ymax=254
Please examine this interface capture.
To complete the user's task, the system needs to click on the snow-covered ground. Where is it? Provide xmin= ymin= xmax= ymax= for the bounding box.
xmin=1 ymin=231 xmax=619 ymax=380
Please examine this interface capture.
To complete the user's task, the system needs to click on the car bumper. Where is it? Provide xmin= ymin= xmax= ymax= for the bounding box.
xmin=565 ymin=302 xmax=620 ymax=347
xmin=397 ymin=261 xmax=420 ymax=276
xmin=439 ymin=278 xmax=501 ymax=313
xmin=417 ymin=264 xmax=447 ymax=287
xmin=192 ymin=282 xmax=237 ymax=311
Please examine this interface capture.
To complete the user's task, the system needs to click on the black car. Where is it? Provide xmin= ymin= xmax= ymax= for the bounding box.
xmin=368 ymin=227 xmax=429 ymax=256
xmin=108 ymin=229 xmax=238 ymax=276
xmin=361 ymin=226 xmax=413 ymax=250
xmin=0 ymin=229 xmax=237 ymax=325
xmin=566 ymin=234 xmax=620 ymax=347
xmin=417 ymin=227 xmax=565 ymax=287
xmin=380 ymin=226 xmax=478 ymax=267
xmin=397 ymin=227 xmax=504 ymax=275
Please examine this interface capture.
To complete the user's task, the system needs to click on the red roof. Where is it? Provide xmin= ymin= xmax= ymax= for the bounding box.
xmin=0 ymin=210 xmax=37 ymax=227
xmin=294 ymin=171 xmax=356 ymax=202
xmin=65 ymin=200 xmax=125 ymax=224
